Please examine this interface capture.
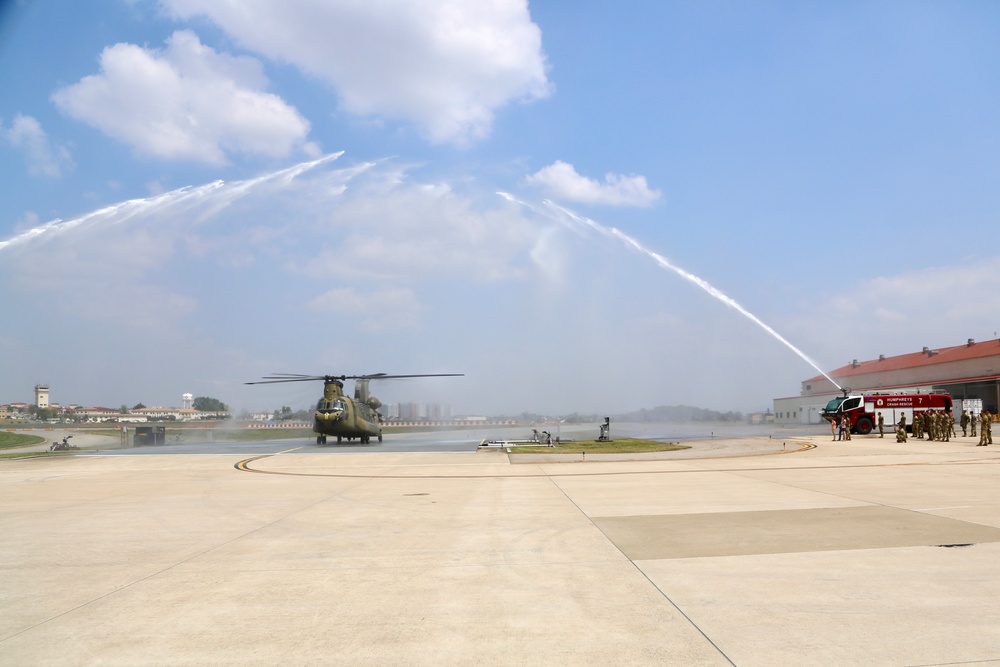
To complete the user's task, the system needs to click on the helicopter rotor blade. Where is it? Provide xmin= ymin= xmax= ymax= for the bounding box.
xmin=246 ymin=373 xmax=463 ymax=385
xmin=245 ymin=375 xmax=326 ymax=385
xmin=353 ymin=373 xmax=464 ymax=380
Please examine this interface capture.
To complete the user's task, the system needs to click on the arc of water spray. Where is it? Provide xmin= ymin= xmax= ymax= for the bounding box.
xmin=499 ymin=191 xmax=841 ymax=389
xmin=0 ymin=151 xmax=347 ymax=253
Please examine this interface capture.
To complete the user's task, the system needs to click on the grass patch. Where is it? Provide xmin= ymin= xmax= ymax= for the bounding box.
xmin=512 ymin=438 xmax=690 ymax=454
xmin=0 ymin=432 xmax=46 ymax=450
xmin=0 ymin=451 xmax=76 ymax=460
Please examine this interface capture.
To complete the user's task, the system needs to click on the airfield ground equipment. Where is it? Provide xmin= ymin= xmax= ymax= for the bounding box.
xmin=49 ymin=436 xmax=79 ymax=451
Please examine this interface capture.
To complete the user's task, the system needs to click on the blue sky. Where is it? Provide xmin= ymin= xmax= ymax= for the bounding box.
xmin=1 ymin=1 xmax=998 ymax=416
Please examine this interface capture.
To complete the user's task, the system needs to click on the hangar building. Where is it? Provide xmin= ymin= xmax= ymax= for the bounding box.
xmin=773 ymin=338 xmax=1000 ymax=425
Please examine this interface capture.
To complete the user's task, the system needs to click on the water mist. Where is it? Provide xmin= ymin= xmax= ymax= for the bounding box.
xmin=500 ymin=192 xmax=841 ymax=390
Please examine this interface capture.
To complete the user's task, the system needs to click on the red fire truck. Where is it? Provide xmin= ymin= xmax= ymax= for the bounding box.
xmin=821 ymin=391 xmax=953 ymax=435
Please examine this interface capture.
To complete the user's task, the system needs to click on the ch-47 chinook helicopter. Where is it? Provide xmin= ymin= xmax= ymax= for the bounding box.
xmin=246 ymin=373 xmax=463 ymax=444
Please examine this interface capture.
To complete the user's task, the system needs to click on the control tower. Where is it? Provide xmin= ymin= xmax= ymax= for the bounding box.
xmin=35 ymin=384 xmax=50 ymax=409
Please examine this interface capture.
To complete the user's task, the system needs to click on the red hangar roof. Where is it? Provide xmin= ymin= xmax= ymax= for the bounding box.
xmin=807 ymin=338 xmax=1000 ymax=383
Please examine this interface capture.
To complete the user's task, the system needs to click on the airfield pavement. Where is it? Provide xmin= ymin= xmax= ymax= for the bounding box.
xmin=3 ymin=428 xmax=1000 ymax=666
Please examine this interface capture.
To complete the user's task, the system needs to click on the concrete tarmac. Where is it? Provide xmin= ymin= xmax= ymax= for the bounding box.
xmin=3 ymin=431 xmax=1000 ymax=665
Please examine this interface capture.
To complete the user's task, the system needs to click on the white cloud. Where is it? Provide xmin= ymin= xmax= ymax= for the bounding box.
xmin=159 ymin=0 xmax=551 ymax=144
xmin=51 ymin=30 xmax=314 ymax=165
xmin=2 ymin=114 xmax=73 ymax=176
xmin=782 ymin=258 xmax=1000 ymax=370
xmin=525 ymin=161 xmax=662 ymax=207
xmin=12 ymin=210 xmax=41 ymax=233
xmin=300 ymin=171 xmax=538 ymax=284
xmin=308 ymin=286 xmax=423 ymax=332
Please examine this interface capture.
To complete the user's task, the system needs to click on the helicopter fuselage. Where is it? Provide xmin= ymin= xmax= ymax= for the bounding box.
xmin=312 ymin=379 xmax=382 ymax=444
xmin=247 ymin=372 xmax=462 ymax=445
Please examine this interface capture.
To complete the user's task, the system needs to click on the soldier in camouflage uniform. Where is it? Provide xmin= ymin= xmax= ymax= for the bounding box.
xmin=961 ymin=410 xmax=969 ymax=437
xmin=943 ymin=411 xmax=952 ymax=442
xmin=896 ymin=413 xmax=907 ymax=443
xmin=949 ymin=412 xmax=957 ymax=439
xmin=986 ymin=410 xmax=993 ymax=446
xmin=913 ymin=412 xmax=923 ymax=439
xmin=978 ymin=411 xmax=989 ymax=445
xmin=878 ymin=412 xmax=885 ymax=438
xmin=970 ymin=411 xmax=977 ymax=438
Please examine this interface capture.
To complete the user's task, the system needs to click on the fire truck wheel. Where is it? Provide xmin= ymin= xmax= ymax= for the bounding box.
xmin=856 ymin=417 xmax=873 ymax=435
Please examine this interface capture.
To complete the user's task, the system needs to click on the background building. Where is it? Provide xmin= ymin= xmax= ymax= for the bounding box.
xmin=34 ymin=384 xmax=49 ymax=409
xmin=774 ymin=338 xmax=1000 ymax=425
xmin=385 ymin=402 xmax=453 ymax=422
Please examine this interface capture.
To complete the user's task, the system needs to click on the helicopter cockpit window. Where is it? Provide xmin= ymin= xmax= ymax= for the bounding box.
xmin=318 ymin=398 xmax=347 ymax=412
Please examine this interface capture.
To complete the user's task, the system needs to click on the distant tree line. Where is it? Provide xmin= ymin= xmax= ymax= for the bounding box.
xmin=193 ymin=396 xmax=228 ymax=412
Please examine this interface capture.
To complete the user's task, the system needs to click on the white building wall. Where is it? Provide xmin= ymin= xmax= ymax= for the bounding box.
xmin=35 ymin=385 xmax=50 ymax=409
xmin=773 ymin=396 xmax=829 ymax=425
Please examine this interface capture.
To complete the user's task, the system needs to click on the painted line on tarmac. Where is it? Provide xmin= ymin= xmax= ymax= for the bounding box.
xmin=233 ymin=451 xmax=1000 ymax=480
xmin=243 ymin=441 xmax=1000 ymax=481
xmin=915 ymin=506 xmax=972 ymax=511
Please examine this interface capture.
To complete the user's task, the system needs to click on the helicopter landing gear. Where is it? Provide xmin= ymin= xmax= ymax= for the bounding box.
xmin=378 ymin=432 xmax=383 ymax=443
xmin=337 ymin=436 xmax=342 ymax=443
xmin=317 ymin=435 xmax=327 ymax=444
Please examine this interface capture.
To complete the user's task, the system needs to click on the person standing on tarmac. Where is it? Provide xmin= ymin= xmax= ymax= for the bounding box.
xmin=971 ymin=412 xmax=977 ymax=438
xmin=896 ymin=413 xmax=908 ymax=442
xmin=837 ymin=415 xmax=845 ymax=441
xmin=961 ymin=410 xmax=969 ymax=437
xmin=878 ymin=412 xmax=885 ymax=438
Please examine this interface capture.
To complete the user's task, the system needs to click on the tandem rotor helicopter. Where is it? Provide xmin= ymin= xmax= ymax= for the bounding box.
xmin=246 ymin=373 xmax=463 ymax=444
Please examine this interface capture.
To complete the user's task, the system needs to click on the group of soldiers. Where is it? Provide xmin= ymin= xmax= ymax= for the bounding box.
xmin=964 ymin=409 xmax=995 ymax=446
xmin=879 ymin=409 xmax=994 ymax=445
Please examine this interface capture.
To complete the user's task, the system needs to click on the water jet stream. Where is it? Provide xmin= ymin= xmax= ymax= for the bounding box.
xmin=500 ymin=192 xmax=841 ymax=390
xmin=0 ymin=151 xmax=346 ymax=253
